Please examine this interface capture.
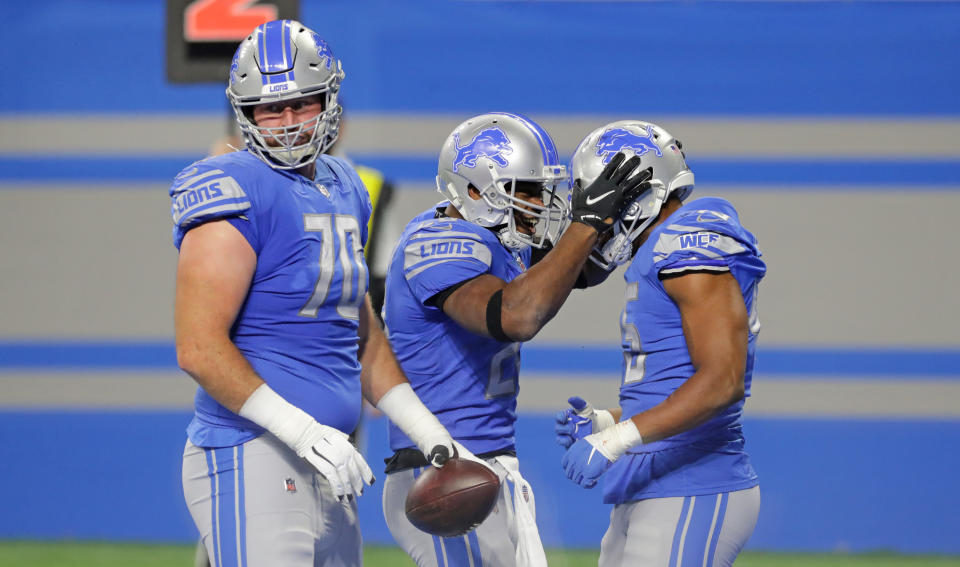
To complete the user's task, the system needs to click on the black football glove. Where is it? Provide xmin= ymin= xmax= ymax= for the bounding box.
xmin=571 ymin=152 xmax=653 ymax=234
xmin=428 ymin=443 xmax=453 ymax=467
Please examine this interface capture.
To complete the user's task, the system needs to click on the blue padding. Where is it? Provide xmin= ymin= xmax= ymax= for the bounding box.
xmin=521 ymin=346 xmax=960 ymax=378
xmin=746 ymin=418 xmax=960 ymax=553
xmin=754 ymin=348 xmax=960 ymax=377
xmin=1 ymin=341 xmax=959 ymax=378
xmin=0 ymin=156 xmax=199 ymax=182
xmin=1 ymin=411 xmax=958 ymax=553
xmin=0 ymin=411 xmax=196 ymax=541
xmin=0 ymin=341 xmax=177 ymax=369
xmin=2 ymin=2 xmax=958 ymax=114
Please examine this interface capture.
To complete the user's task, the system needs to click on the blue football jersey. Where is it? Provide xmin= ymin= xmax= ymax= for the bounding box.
xmin=170 ymin=150 xmax=372 ymax=448
xmin=603 ymin=196 xmax=766 ymax=505
xmin=383 ymin=205 xmax=531 ymax=455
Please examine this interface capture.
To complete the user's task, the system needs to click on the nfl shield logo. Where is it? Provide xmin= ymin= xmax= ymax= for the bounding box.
xmin=284 ymin=478 xmax=297 ymax=493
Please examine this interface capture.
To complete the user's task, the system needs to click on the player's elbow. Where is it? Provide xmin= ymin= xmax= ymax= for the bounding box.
xmin=713 ymin=372 xmax=745 ymax=409
xmin=500 ymin=311 xmax=547 ymax=342
xmin=175 ymin=338 xmax=207 ymax=378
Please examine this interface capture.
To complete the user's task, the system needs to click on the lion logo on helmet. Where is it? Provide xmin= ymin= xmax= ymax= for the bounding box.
xmin=595 ymin=125 xmax=663 ymax=164
xmin=312 ymin=33 xmax=335 ymax=69
xmin=452 ymin=127 xmax=513 ymax=173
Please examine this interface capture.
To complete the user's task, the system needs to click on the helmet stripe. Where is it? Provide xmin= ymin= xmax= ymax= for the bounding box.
xmin=257 ymin=25 xmax=267 ymax=81
xmin=282 ymin=20 xmax=294 ymax=82
xmin=489 ymin=112 xmax=560 ymax=167
xmin=258 ymin=20 xmax=296 ymax=85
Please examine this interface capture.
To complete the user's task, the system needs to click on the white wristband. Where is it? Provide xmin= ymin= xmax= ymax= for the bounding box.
xmin=238 ymin=384 xmax=323 ymax=455
xmin=593 ymin=409 xmax=616 ymax=432
xmin=376 ymin=383 xmax=450 ymax=456
xmin=593 ymin=419 xmax=643 ymax=461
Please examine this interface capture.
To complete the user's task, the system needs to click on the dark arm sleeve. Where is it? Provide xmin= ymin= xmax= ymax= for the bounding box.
xmin=425 ymin=276 xmax=476 ymax=309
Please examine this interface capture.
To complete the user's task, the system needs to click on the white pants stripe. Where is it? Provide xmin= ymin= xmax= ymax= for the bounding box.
xmin=203 ymin=445 xmax=247 ymax=567
xmin=599 ymin=486 xmax=759 ymax=567
xmin=183 ymin=435 xmax=361 ymax=567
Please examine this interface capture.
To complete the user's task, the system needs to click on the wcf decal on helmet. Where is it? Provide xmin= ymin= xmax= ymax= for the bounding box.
xmin=452 ymin=127 xmax=513 ymax=173
xmin=595 ymin=125 xmax=663 ymax=164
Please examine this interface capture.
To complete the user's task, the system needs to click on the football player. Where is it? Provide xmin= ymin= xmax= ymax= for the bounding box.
xmin=173 ymin=20 xmax=456 ymax=567
xmin=555 ymin=120 xmax=765 ymax=567
xmin=380 ymin=112 xmax=650 ymax=567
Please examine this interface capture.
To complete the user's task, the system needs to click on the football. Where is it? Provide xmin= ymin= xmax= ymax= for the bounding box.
xmin=404 ymin=457 xmax=500 ymax=537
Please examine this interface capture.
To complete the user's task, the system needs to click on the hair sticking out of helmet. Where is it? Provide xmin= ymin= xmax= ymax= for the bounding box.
xmin=226 ymin=20 xmax=345 ymax=170
xmin=435 ymin=113 xmax=569 ymax=250
xmin=569 ymin=120 xmax=694 ymax=270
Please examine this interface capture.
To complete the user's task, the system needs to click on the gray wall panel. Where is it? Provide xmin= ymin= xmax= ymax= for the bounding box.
xmin=4 ymin=115 xmax=960 ymax=157
xmin=4 ymin=372 xmax=958 ymax=419
xmin=0 ymin=185 xmax=177 ymax=338
xmin=1 ymin=184 xmax=956 ymax=346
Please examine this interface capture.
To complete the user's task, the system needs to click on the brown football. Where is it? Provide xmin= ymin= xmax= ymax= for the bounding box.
xmin=404 ymin=457 xmax=500 ymax=537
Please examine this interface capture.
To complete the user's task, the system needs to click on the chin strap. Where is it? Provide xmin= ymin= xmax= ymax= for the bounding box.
xmin=494 ymin=225 xmax=529 ymax=251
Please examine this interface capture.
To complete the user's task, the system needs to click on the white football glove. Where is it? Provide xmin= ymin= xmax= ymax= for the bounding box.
xmin=291 ymin=421 xmax=374 ymax=500
xmin=240 ymin=384 xmax=374 ymax=501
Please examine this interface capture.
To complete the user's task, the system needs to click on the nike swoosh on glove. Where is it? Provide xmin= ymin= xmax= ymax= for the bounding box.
xmin=560 ymin=435 xmax=614 ymax=489
xmin=296 ymin=422 xmax=375 ymax=501
xmin=570 ymin=152 xmax=653 ymax=234
xmin=560 ymin=419 xmax=642 ymax=489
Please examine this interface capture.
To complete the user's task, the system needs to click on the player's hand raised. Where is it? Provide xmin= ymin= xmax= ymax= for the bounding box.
xmin=571 ymin=152 xmax=652 ymax=234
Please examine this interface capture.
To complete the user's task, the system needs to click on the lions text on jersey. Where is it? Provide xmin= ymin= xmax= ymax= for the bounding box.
xmin=170 ymin=149 xmax=373 ymax=448
xmin=384 ymin=205 xmax=532 ymax=456
xmin=604 ymin=196 xmax=766 ymax=505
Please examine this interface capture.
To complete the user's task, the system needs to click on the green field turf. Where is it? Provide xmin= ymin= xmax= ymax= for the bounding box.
xmin=1 ymin=541 xmax=959 ymax=567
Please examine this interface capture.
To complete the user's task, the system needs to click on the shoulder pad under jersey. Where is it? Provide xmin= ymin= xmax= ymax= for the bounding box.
xmin=402 ymin=218 xmax=496 ymax=279
xmin=651 ymin=197 xmax=759 ymax=275
xmin=170 ymin=153 xmax=255 ymax=247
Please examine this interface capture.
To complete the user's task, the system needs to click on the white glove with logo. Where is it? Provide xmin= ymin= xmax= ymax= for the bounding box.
xmin=240 ymin=384 xmax=374 ymax=500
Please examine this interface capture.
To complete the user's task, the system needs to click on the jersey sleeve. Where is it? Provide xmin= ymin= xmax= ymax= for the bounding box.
xmin=651 ymin=208 xmax=752 ymax=277
xmin=401 ymin=224 xmax=494 ymax=305
xmin=169 ymin=158 xmax=253 ymax=249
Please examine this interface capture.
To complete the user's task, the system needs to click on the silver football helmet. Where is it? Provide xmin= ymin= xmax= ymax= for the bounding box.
xmin=570 ymin=120 xmax=694 ymax=270
xmin=227 ymin=20 xmax=344 ymax=170
xmin=436 ymin=113 xmax=568 ymax=250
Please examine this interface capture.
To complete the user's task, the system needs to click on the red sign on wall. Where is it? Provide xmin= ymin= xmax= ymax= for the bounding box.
xmin=166 ymin=0 xmax=299 ymax=83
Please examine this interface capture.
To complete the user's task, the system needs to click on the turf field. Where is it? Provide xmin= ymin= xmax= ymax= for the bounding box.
xmin=2 ymin=541 xmax=959 ymax=567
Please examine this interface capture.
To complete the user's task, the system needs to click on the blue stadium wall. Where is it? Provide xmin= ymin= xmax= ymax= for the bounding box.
xmin=1 ymin=0 xmax=959 ymax=555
